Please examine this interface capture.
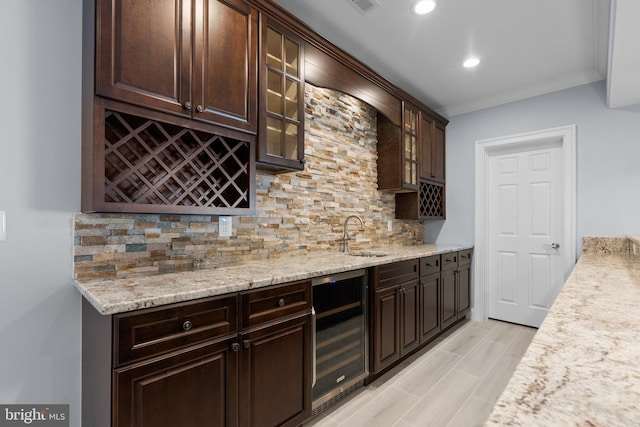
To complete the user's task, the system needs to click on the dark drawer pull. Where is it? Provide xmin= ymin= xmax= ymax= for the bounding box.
xmin=278 ymin=298 xmax=285 ymax=307
xmin=231 ymin=342 xmax=240 ymax=352
xmin=182 ymin=320 xmax=193 ymax=331
xmin=243 ymin=340 xmax=251 ymax=349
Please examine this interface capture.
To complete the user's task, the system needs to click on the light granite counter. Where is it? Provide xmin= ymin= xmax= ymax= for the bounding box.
xmin=75 ymin=243 xmax=471 ymax=315
xmin=628 ymin=234 xmax=640 ymax=247
xmin=486 ymin=239 xmax=640 ymax=426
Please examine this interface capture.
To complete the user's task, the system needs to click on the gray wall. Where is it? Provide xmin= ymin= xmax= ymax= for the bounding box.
xmin=0 ymin=1 xmax=82 ymax=426
xmin=427 ymin=81 xmax=640 ymax=250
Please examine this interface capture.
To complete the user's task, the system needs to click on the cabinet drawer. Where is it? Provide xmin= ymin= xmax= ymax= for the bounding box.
xmin=420 ymin=255 xmax=441 ymax=276
xmin=458 ymin=249 xmax=473 ymax=266
xmin=114 ymin=294 xmax=238 ymax=367
xmin=375 ymin=259 xmax=420 ymax=289
xmin=241 ymin=280 xmax=312 ymax=327
xmin=441 ymin=252 xmax=458 ymax=271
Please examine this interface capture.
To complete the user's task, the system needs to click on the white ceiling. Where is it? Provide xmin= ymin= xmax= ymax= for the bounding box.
xmin=272 ymin=0 xmax=637 ymax=118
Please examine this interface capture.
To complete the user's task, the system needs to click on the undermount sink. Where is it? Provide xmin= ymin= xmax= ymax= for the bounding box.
xmin=348 ymin=251 xmax=391 ymax=258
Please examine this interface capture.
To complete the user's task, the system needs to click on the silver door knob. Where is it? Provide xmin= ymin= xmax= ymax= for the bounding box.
xmin=551 ymin=243 xmax=560 ymax=249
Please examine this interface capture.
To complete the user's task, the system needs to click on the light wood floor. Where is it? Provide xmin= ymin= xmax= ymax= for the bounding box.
xmin=305 ymin=319 xmax=537 ymax=427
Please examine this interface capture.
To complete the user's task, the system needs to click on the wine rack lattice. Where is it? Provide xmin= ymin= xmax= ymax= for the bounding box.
xmin=419 ymin=181 xmax=445 ymax=218
xmin=103 ymin=110 xmax=250 ymax=209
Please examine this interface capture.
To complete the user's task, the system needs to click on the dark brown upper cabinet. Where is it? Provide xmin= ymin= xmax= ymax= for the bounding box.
xmin=257 ymin=15 xmax=305 ymax=171
xmin=394 ymin=110 xmax=447 ymax=221
xmin=95 ymin=0 xmax=258 ymax=134
xmin=377 ymin=102 xmax=420 ymax=192
xmin=420 ymin=113 xmax=446 ymax=183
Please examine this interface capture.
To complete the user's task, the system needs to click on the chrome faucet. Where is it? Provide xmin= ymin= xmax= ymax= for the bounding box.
xmin=343 ymin=215 xmax=365 ymax=253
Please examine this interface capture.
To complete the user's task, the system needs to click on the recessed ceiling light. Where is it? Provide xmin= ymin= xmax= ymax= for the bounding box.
xmin=413 ymin=0 xmax=436 ymax=15
xmin=463 ymin=57 xmax=480 ymax=68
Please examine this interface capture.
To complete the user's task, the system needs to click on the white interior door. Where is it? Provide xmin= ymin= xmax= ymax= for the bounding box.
xmin=487 ymin=141 xmax=565 ymax=327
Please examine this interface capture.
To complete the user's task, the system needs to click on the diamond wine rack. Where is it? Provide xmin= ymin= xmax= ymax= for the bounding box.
xmin=394 ymin=179 xmax=445 ymax=220
xmin=99 ymin=109 xmax=252 ymax=213
xmin=419 ymin=181 xmax=445 ymax=218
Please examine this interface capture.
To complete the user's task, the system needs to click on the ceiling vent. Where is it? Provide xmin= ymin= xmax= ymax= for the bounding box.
xmin=345 ymin=0 xmax=381 ymax=15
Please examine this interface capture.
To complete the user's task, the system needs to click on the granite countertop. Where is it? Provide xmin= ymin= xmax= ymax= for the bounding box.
xmin=486 ymin=243 xmax=640 ymax=425
xmin=75 ymin=243 xmax=471 ymax=315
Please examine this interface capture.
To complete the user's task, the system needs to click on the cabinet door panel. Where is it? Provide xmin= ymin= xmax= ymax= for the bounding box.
xmin=258 ymin=18 xmax=305 ymax=171
xmin=400 ymin=279 xmax=420 ymax=356
xmin=239 ymin=314 xmax=312 ymax=427
xmin=194 ymin=0 xmax=257 ymax=131
xmin=420 ymin=273 xmax=441 ymax=344
xmin=372 ymin=286 xmax=400 ymax=373
xmin=114 ymin=339 xmax=238 ymax=427
xmin=434 ymin=123 xmax=446 ymax=182
xmin=420 ymin=114 xmax=434 ymax=180
xmin=457 ymin=263 xmax=471 ymax=319
xmin=96 ymin=0 xmax=191 ymax=116
xmin=403 ymin=103 xmax=419 ymax=189
xmin=441 ymin=268 xmax=457 ymax=329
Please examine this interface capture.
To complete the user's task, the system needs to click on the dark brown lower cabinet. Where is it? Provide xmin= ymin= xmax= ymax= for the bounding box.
xmin=372 ymin=285 xmax=400 ymax=373
xmin=441 ymin=267 xmax=457 ymax=329
xmin=442 ymin=249 xmax=473 ymax=328
xmin=370 ymin=252 xmax=472 ymax=379
xmin=399 ymin=279 xmax=421 ymax=356
xmin=372 ymin=280 xmax=420 ymax=374
xmin=420 ymin=272 xmax=441 ymax=344
xmin=83 ymin=281 xmax=312 ymax=427
xmin=370 ymin=260 xmax=420 ymax=375
xmin=114 ymin=339 xmax=238 ymax=427
xmin=457 ymin=254 xmax=472 ymax=319
xmin=239 ymin=314 xmax=313 ymax=427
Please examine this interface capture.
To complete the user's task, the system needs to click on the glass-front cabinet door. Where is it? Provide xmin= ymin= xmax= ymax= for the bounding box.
xmin=258 ymin=17 xmax=305 ymax=171
xmin=402 ymin=103 xmax=419 ymax=190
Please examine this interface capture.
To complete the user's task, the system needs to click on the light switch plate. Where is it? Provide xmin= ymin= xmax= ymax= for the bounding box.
xmin=0 ymin=211 xmax=6 ymax=241
xmin=387 ymin=219 xmax=393 ymax=232
xmin=219 ymin=216 xmax=232 ymax=237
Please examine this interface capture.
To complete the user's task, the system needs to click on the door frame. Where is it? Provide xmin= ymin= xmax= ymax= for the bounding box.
xmin=473 ymin=125 xmax=576 ymax=322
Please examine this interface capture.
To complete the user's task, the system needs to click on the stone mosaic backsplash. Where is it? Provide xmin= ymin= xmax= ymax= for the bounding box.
xmin=74 ymin=85 xmax=424 ymax=280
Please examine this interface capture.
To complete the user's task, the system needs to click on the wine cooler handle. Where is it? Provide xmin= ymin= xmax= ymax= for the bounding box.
xmin=311 ymin=307 xmax=316 ymax=388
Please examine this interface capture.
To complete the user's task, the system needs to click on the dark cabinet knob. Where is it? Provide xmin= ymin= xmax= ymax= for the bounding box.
xmin=196 ymin=105 xmax=204 ymax=113
xmin=184 ymin=101 xmax=192 ymax=110
xmin=231 ymin=343 xmax=240 ymax=352
xmin=278 ymin=298 xmax=285 ymax=307
xmin=243 ymin=340 xmax=250 ymax=349
xmin=182 ymin=320 xmax=192 ymax=331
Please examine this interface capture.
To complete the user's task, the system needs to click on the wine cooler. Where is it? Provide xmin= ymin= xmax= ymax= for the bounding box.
xmin=311 ymin=269 xmax=368 ymax=413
